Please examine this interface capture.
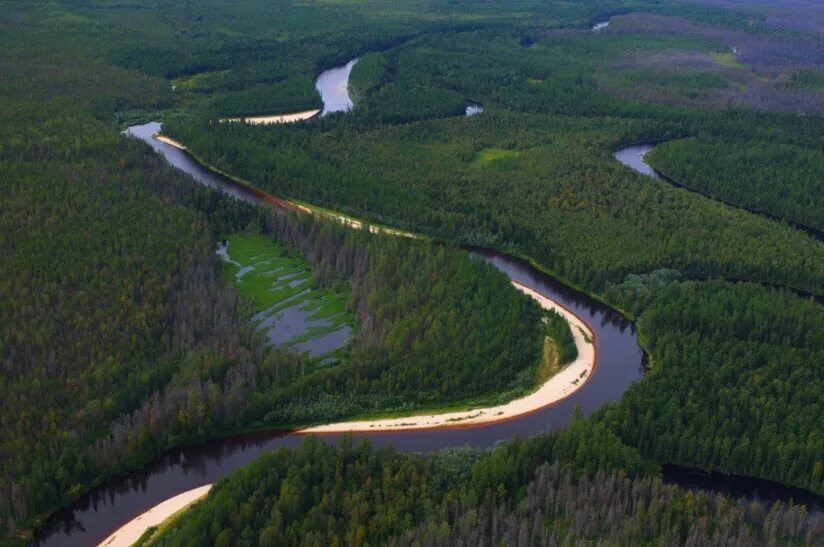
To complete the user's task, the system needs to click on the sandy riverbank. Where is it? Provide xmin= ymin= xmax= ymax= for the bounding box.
xmin=301 ymin=280 xmax=596 ymax=433
xmin=90 ymin=281 xmax=595 ymax=546
xmin=153 ymin=134 xmax=187 ymax=150
xmin=96 ymin=485 xmax=212 ymax=547
xmin=221 ymin=108 xmax=321 ymax=125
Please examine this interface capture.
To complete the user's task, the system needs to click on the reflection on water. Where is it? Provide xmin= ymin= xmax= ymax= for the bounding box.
xmin=316 ymin=59 xmax=358 ymax=115
xmin=125 ymin=123 xmax=263 ymax=204
xmin=592 ymin=21 xmax=610 ymax=32
xmin=613 ymin=144 xmax=662 ymax=180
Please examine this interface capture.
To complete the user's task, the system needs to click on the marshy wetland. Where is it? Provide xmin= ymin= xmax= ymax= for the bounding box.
xmin=216 ymin=235 xmax=352 ymax=362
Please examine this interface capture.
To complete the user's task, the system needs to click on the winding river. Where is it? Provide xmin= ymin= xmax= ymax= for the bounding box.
xmin=34 ymin=60 xmax=822 ymax=546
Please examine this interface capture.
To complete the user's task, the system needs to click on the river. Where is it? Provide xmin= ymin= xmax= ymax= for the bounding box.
xmin=316 ymin=59 xmax=358 ymax=115
xmin=33 ymin=59 xmax=822 ymax=547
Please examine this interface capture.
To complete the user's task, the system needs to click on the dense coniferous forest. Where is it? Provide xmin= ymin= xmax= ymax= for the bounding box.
xmin=144 ymin=432 xmax=822 ymax=546
xmin=229 ymin=209 xmax=549 ymax=426
xmin=1 ymin=0 xmax=823 ymax=544
xmin=0 ymin=171 xmax=549 ymax=538
xmin=166 ymin=110 xmax=824 ymax=296
xmin=0 ymin=2 xmax=553 ymax=538
xmin=646 ymin=137 xmax=824 ymax=231
xmin=606 ymin=281 xmax=824 ymax=495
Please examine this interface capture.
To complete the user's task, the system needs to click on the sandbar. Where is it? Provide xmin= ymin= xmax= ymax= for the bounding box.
xmin=96 ymin=484 xmax=212 ymax=547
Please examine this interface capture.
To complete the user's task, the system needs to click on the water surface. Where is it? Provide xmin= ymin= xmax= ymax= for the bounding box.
xmin=466 ymin=103 xmax=485 ymax=116
xmin=613 ymin=143 xmax=662 ymax=180
xmin=316 ymin=59 xmax=358 ymax=115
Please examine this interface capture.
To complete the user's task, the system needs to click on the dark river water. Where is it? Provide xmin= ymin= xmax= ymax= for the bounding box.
xmin=32 ymin=63 xmax=823 ymax=546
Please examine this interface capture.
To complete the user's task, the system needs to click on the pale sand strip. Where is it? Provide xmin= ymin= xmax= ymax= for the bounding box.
xmin=221 ymin=108 xmax=321 ymax=125
xmin=96 ymin=485 xmax=212 ymax=547
xmin=301 ymin=280 xmax=595 ymax=433
xmin=151 ymin=132 xmax=418 ymax=239
xmin=153 ymin=134 xmax=186 ymax=150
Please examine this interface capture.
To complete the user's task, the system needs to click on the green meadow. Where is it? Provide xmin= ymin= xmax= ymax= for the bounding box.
xmin=470 ymin=147 xmax=521 ymax=169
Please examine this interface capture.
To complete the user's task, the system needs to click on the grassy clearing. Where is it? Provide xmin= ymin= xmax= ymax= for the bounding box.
xmin=536 ymin=338 xmax=561 ymax=385
xmin=470 ymin=147 xmax=521 ymax=168
xmin=711 ymin=51 xmax=744 ymax=69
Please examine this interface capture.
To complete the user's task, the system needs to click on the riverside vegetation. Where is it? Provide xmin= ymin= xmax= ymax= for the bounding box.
xmin=2 ymin=0 xmax=823 ymax=544
xmin=140 ymin=425 xmax=822 ymax=546
xmin=645 ymin=137 xmax=824 ymax=232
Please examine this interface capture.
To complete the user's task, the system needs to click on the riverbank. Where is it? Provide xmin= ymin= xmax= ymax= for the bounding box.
xmin=614 ymin=141 xmax=824 ymax=242
xmin=302 ymin=281 xmax=595 ymax=433
xmin=35 ymin=121 xmax=645 ymax=547
xmin=87 ymin=279 xmax=595 ymax=546
xmin=221 ymin=108 xmax=321 ymax=125
xmin=156 ymin=130 xmax=423 ymax=240
xmin=96 ymin=485 xmax=212 ymax=547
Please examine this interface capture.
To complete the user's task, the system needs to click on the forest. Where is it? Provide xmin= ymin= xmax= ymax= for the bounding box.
xmin=0 ymin=2 xmax=558 ymax=539
xmin=605 ymin=281 xmax=824 ymax=495
xmin=143 ymin=427 xmax=822 ymax=546
xmin=222 ymin=208 xmax=551 ymax=426
xmin=1 ymin=0 xmax=823 ymax=545
xmin=646 ymin=137 xmax=824 ymax=232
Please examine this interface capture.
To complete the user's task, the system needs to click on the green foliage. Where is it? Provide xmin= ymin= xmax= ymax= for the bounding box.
xmin=0 ymin=4 xmax=265 ymax=535
xmin=348 ymin=52 xmax=390 ymax=101
xmin=711 ymin=51 xmax=744 ymax=69
xmin=647 ymin=137 xmax=824 ymax=231
xmin=148 ymin=424 xmax=819 ymax=545
xmin=218 ymin=233 xmax=352 ymax=360
xmin=167 ymin=108 xmax=824 ymax=296
xmin=605 ymin=281 xmax=824 ymax=494
xmin=145 ymin=419 xmax=656 ymax=547
xmin=3 ymin=0 xmax=824 ymax=542
xmin=469 ymin=147 xmax=521 ymax=169
xmin=544 ymin=309 xmax=578 ymax=364
xmin=235 ymin=212 xmax=546 ymax=424
xmin=605 ymin=268 xmax=683 ymax=317
xmin=788 ymin=69 xmax=824 ymax=90
xmin=219 ymin=234 xmax=350 ymax=318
